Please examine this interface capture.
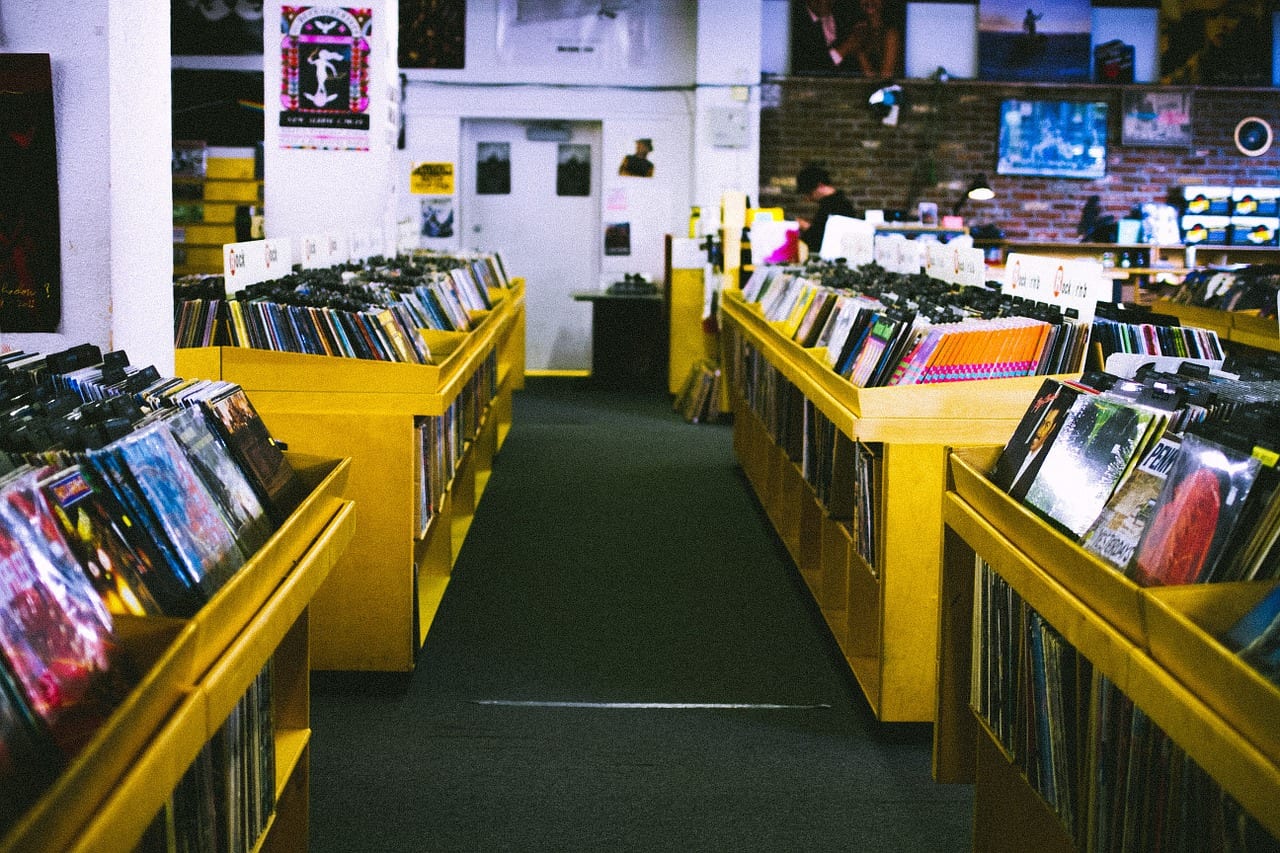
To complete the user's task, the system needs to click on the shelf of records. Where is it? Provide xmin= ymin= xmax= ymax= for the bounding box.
xmin=933 ymin=360 xmax=1280 ymax=848
xmin=721 ymin=259 xmax=1241 ymax=724
xmin=0 ymin=342 xmax=356 ymax=852
xmin=174 ymin=250 xmax=514 ymax=366
xmin=175 ymin=263 xmax=524 ymax=672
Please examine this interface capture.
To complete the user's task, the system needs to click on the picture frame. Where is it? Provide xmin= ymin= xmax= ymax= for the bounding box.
xmin=997 ymin=99 xmax=1108 ymax=180
xmin=1121 ymin=89 xmax=1193 ymax=148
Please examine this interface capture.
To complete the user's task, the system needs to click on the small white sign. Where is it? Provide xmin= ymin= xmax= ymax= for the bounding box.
xmin=925 ymin=241 xmax=953 ymax=284
xmin=301 ymin=233 xmax=348 ymax=269
xmin=820 ymin=215 xmax=874 ymax=265
xmin=223 ymin=240 xmax=266 ymax=292
xmin=262 ymin=238 xmax=292 ymax=278
xmin=1003 ymin=253 xmax=1109 ymax=322
xmin=954 ymin=246 xmax=987 ymax=289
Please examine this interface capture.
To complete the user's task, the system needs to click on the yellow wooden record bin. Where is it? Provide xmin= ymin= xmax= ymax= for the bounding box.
xmin=939 ymin=445 xmax=1280 ymax=849
xmin=175 ymin=282 xmax=525 ymax=672
xmin=719 ymin=288 xmax=1068 ymax=724
xmin=1 ymin=454 xmax=355 ymax=853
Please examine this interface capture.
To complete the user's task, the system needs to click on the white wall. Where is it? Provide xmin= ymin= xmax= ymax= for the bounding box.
xmin=264 ymin=1 xmax=401 ymax=256
xmin=0 ymin=1 xmax=174 ymax=371
xmin=398 ymin=1 xmax=762 ymax=288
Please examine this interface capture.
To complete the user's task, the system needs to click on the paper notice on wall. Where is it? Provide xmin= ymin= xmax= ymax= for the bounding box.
xmin=410 ymin=162 xmax=455 ymax=194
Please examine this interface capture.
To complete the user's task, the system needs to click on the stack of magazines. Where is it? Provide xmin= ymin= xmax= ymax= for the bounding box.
xmin=0 ymin=344 xmax=306 ymax=829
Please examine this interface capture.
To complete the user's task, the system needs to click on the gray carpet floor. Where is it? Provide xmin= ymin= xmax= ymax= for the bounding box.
xmin=309 ymin=377 xmax=973 ymax=851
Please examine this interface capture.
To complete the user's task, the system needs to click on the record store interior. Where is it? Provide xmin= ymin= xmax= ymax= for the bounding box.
xmin=3 ymin=2 xmax=1280 ymax=851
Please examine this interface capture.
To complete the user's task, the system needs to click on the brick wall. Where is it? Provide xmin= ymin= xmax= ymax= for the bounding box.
xmin=759 ymin=77 xmax=1280 ymax=243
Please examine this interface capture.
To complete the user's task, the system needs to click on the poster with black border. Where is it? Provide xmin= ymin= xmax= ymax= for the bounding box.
xmin=279 ymin=6 xmax=373 ymax=151
xmin=0 ymin=54 xmax=60 ymax=333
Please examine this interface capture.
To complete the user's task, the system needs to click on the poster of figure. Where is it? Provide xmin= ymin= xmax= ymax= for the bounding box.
xmin=476 ymin=143 xmax=511 ymax=195
xmin=1121 ymin=89 xmax=1193 ymax=147
xmin=172 ymin=0 xmax=265 ymax=55
xmin=788 ymin=0 xmax=905 ymax=78
xmin=0 ymin=54 xmax=60 ymax=332
xmin=617 ymin=138 xmax=654 ymax=178
xmin=420 ymin=197 xmax=455 ymax=239
xmin=279 ymin=7 xmax=373 ymax=151
xmin=1159 ymin=0 xmax=1273 ymax=87
xmin=556 ymin=144 xmax=591 ymax=196
xmin=400 ymin=0 xmax=465 ymax=69
xmin=978 ymin=0 xmax=1092 ymax=82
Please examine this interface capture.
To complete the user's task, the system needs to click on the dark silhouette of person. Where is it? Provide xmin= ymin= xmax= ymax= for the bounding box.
xmin=618 ymin=138 xmax=654 ymax=177
xmin=794 ymin=163 xmax=856 ymax=257
xmin=1023 ymin=8 xmax=1042 ymax=37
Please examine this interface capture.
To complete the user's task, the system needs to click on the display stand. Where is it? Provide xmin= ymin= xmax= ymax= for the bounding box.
xmin=0 ymin=453 xmax=354 ymax=853
xmin=720 ymin=289 xmax=1063 ymax=723
xmin=938 ymin=445 xmax=1280 ymax=847
xmin=175 ymin=282 xmax=525 ymax=672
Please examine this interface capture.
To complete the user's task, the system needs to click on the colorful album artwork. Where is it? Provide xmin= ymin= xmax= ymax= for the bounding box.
xmin=279 ymin=7 xmax=373 ymax=151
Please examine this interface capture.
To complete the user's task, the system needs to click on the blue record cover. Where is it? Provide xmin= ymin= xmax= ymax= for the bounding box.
xmin=161 ymin=406 xmax=274 ymax=558
xmin=93 ymin=422 xmax=245 ymax=600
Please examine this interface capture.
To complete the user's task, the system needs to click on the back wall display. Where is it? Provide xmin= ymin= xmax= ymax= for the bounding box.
xmin=0 ymin=54 xmax=61 ymax=333
xmin=1159 ymin=0 xmax=1274 ymax=87
xmin=978 ymin=0 xmax=1092 ymax=82
xmin=788 ymin=0 xmax=906 ymax=78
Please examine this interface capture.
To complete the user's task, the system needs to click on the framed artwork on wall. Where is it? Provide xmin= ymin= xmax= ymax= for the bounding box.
xmin=1121 ymin=89 xmax=1193 ymax=147
xmin=997 ymin=99 xmax=1108 ymax=180
xmin=978 ymin=0 xmax=1093 ymax=82
xmin=788 ymin=0 xmax=906 ymax=78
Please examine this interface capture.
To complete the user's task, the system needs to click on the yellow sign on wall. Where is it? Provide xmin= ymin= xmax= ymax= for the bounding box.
xmin=410 ymin=162 xmax=455 ymax=195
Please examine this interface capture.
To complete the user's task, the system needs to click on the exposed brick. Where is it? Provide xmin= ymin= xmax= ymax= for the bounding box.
xmin=760 ymin=78 xmax=1280 ymax=242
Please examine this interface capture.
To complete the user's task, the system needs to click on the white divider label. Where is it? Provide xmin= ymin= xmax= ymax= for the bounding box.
xmin=223 ymin=240 xmax=266 ymax=292
xmin=1003 ymin=252 xmax=1109 ymax=322
xmin=349 ymin=231 xmax=367 ymax=262
xmin=899 ymin=238 xmax=923 ymax=275
xmin=820 ymin=215 xmax=874 ymax=266
xmin=925 ymin=240 xmax=953 ymax=284
xmin=263 ymin=238 xmax=292 ymax=277
xmin=301 ymin=233 xmax=348 ymax=269
xmin=954 ymin=246 xmax=987 ymax=289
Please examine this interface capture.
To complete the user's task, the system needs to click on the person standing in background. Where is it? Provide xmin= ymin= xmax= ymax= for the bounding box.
xmin=795 ymin=163 xmax=856 ymax=257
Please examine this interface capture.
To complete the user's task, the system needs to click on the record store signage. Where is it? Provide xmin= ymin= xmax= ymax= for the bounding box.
xmin=953 ymin=247 xmax=986 ymax=290
xmin=1002 ymin=253 xmax=1109 ymax=322
xmin=279 ymin=7 xmax=373 ymax=151
xmin=924 ymin=240 xmax=953 ymax=284
xmin=301 ymin=232 xmax=348 ymax=269
xmin=223 ymin=238 xmax=293 ymax=292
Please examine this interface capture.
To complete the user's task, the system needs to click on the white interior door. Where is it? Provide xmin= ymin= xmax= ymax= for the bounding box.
xmin=460 ymin=119 xmax=601 ymax=372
